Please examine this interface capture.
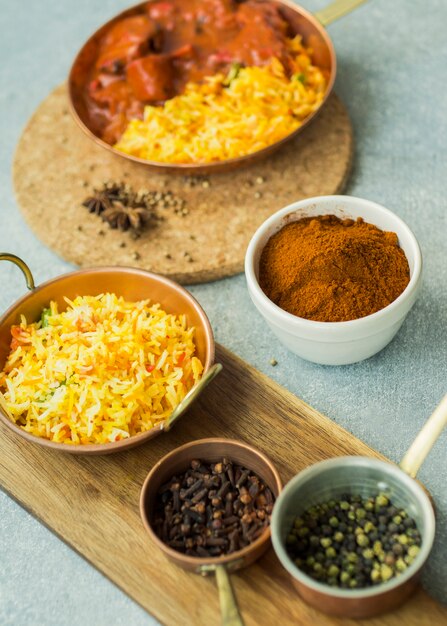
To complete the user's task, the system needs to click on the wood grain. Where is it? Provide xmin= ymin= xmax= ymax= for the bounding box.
xmin=13 ymin=85 xmax=352 ymax=284
xmin=0 ymin=345 xmax=445 ymax=625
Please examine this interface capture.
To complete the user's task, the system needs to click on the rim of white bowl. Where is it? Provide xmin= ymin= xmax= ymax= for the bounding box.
xmin=270 ymin=456 xmax=435 ymax=599
xmin=245 ymin=195 xmax=422 ymax=330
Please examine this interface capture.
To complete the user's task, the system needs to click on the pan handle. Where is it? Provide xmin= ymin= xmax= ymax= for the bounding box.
xmin=314 ymin=0 xmax=369 ymax=27
xmin=163 ymin=363 xmax=222 ymax=431
xmin=399 ymin=394 xmax=447 ymax=478
xmin=0 ymin=253 xmax=35 ymax=290
xmin=215 ymin=564 xmax=245 ymax=626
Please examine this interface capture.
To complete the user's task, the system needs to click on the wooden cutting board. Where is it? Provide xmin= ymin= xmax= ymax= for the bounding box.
xmin=0 ymin=345 xmax=445 ymax=626
xmin=13 ymin=85 xmax=352 ymax=284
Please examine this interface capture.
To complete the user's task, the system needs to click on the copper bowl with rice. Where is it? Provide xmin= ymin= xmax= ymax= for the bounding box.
xmin=0 ymin=255 xmax=220 ymax=454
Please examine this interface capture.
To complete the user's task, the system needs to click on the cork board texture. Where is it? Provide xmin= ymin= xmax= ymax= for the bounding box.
xmin=13 ymin=84 xmax=353 ymax=284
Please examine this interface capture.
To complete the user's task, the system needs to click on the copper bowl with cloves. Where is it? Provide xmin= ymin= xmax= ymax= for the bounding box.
xmin=140 ymin=438 xmax=282 ymax=624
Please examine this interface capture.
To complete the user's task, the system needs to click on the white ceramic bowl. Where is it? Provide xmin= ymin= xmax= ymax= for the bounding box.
xmin=245 ymin=196 xmax=422 ymax=365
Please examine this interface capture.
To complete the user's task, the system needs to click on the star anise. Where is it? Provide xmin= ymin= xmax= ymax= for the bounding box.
xmin=81 ymin=181 xmax=176 ymax=235
xmin=82 ymin=190 xmax=112 ymax=215
xmin=101 ymin=202 xmax=155 ymax=232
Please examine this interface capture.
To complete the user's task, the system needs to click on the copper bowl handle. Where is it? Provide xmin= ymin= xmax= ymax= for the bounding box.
xmin=215 ymin=564 xmax=245 ymax=626
xmin=399 ymin=394 xmax=447 ymax=478
xmin=163 ymin=363 xmax=222 ymax=431
xmin=200 ymin=563 xmax=245 ymax=626
xmin=314 ymin=0 xmax=370 ymax=27
xmin=0 ymin=253 xmax=35 ymax=290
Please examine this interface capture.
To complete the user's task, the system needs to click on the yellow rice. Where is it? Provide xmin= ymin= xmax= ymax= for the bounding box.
xmin=0 ymin=294 xmax=203 ymax=445
xmin=114 ymin=36 xmax=327 ymax=163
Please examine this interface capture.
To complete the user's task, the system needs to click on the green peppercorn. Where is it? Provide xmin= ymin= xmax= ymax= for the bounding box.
xmin=408 ymin=545 xmax=420 ymax=558
xmin=334 ymin=531 xmax=344 ymax=543
xmin=356 ymin=508 xmax=366 ymax=520
xmin=320 ymin=537 xmax=332 ymax=548
xmin=362 ymin=548 xmax=374 ymax=560
xmin=375 ymin=494 xmax=389 ymax=507
xmin=347 ymin=552 xmax=358 ymax=563
xmin=329 ymin=516 xmax=339 ymax=527
xmin=364 ymin=521 xmax=374 ymax=533
xmin=373 ymin=540 xmax=383 ymax=555
xmin=328 ymin=564 xmax=339 ymax=577
xmin=380 ymin=564 xmax=393 ymax=581
xmin=356 ymin=534 xmax=369 ymax=547
xmin=340 ymin=571 xmax=350 ymax=584
xmin=371 ymin=569 xmax=381 ymax=583
xmin=326 ymin=547 xmax=337 ymax=558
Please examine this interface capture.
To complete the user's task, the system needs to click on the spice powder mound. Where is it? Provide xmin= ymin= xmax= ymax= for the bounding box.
xmin=259 ymin=215 xmax=410 ymax=322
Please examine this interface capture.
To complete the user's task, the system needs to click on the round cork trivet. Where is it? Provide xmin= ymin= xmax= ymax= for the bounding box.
xmin=14 ymin=84 xmax=353 ymax=284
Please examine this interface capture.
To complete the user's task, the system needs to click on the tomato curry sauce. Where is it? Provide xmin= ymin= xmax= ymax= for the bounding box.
xmin=84 ymin=0 xmax=299 ymax=143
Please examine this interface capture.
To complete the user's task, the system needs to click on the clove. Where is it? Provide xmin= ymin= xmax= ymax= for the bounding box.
xmin=152 ymin=457 xmax=275 ymax=558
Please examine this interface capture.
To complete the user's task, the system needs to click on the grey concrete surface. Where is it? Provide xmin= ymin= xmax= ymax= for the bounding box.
xmin=0 ymin=0 xmax=446 ymax=624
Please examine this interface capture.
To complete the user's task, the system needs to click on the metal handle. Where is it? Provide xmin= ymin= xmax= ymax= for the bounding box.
xmin=0 ymin=253 xmax=35 ymax=290
xmin=163 ymin=363 xmax=222 ymax=431
xmin=215 ymin=564 xmax=245 ymax=626
xmin=314 ymin=0 xmax=370 ymax=27
xmin=400 ymin=394 xmax=447 ymax=478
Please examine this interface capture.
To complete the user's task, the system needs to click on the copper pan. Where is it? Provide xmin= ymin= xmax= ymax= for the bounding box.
xmin=0 ymin=254 xmax=221 ymax=455
xmin=270 ymin=395 xmax=447 ymax=618
xmin=68 ymin=0 xmax=370 ymax=175
xmin=140 ymin=438 xmax=283 ymax=626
